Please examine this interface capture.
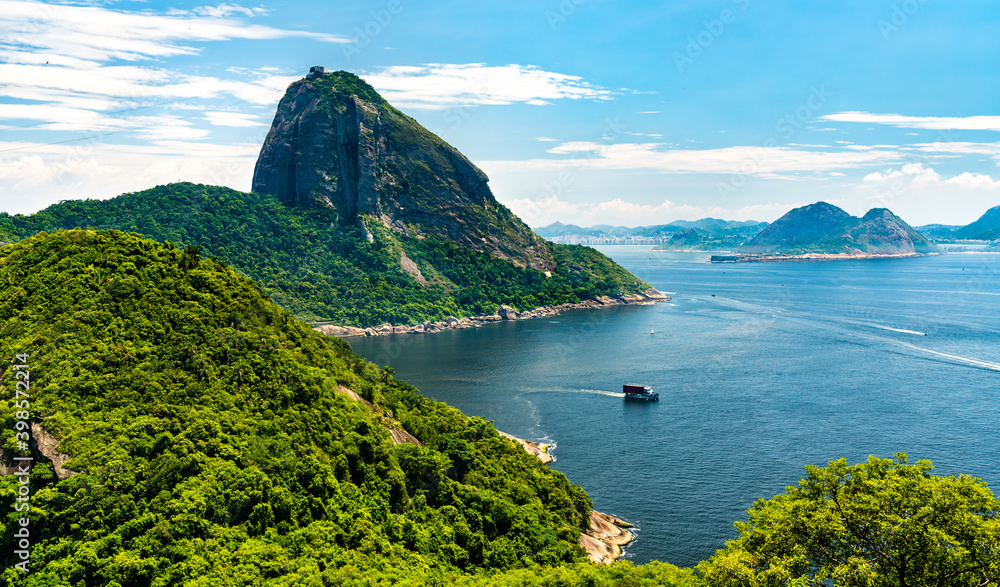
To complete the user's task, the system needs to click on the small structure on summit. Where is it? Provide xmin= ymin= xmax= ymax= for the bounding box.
xmin=307 ymin=65 xmax=325 ymax=79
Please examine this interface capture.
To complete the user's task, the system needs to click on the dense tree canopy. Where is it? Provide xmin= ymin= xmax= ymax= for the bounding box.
xmin=1 ymin=225 xmax=993 ymax=586
xmin=0 ymin=230 xmax=691 ymax=586
xmin=698 ymin=454 xmax=1000 ymax=587
xmin=0 ymin=183 xmax=649 ymax=327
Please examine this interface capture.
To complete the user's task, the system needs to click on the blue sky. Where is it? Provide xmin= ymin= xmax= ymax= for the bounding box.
xmin=1 ymin=0 xmax=998 ymax=227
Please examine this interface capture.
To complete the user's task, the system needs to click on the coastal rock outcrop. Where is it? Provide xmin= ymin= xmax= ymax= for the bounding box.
xmin=499 ymin=431 xmax=552 ymax=465
xmin=498 ymin=305 xmax=517 ymax=320
xmin=0 ymin=423 xmax=77 ymax=480
xmin=313 ymin=288 xmax=671 ymax=338
xmin=580 ymin=511 xmax=634 ymax=565
xmin=253 ymin=69 xmax=554 ymax=271
xmin=498 ymin=430 xmax=633 ymax=565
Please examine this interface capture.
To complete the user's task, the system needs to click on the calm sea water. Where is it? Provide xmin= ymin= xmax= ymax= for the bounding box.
xmin=349 ymin=247 xmax=1000 ymax=568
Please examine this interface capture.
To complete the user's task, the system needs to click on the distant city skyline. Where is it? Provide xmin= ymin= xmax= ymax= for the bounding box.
xmin=1 ymin=1 xmax=998 ymax=226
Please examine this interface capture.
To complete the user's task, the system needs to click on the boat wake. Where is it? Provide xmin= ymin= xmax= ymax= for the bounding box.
xmin=868 ymin=323 xmax=927 ymax=336
xmin=701 ymin=304 xmax=996 ymax=374
xmin=578 ymin=388 xmax=627 ymax=398
xmin=517 ymin=387 xmax=625 ymax=398
xmin=896 ymin=342 xmax=1000 ymax=372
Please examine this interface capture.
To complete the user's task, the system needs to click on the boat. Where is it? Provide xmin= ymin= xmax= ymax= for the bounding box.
xmin=623 ymin=383 xmax=659 ymax=401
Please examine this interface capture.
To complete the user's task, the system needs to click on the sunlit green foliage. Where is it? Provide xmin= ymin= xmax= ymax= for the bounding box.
xmin=697 ymin=454 xmax=1000 ymax=587
xmin=0 ymin=183 xmax=649 ymax=327
xmin=0 ymin=230 xmax=694 ymax=585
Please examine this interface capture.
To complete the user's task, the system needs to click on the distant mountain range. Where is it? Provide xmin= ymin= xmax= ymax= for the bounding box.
xmin=534 ymin=219 xmax=769 ymax=249
xmin=916 ymin=205 xmax=1000 ymax=242
xmin=538 ymin=202 xmax=1000 ymax=255
xmin=740 ymin=202 xmax=937 ymax=255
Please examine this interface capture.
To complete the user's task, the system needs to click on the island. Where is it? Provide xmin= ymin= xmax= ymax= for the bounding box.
xmin=711 ymin=202 xmax=938 ymax=262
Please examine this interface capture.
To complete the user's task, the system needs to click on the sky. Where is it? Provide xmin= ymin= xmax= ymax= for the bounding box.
xmin=1 ymin=0 xmax=999 ymax=228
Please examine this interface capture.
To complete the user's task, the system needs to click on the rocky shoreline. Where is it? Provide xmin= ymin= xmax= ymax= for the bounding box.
xmin=710 ymin=252 xmax=931 ymax=263
xmin=313 ymin=288 xmax=670 ymax=338
xmin=580 ymin=511 xmax=635 ymax=565
xmin=499 ymin=431 xmax=553 ymax=465
xmin=501 ymin=431 xmax=633 ymax=564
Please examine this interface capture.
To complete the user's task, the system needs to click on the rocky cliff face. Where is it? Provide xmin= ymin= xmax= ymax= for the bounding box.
xmin=253 ymin=70 xmax=553 ymax=271
xmin=741 ymin=202 xmax=936 ymax=254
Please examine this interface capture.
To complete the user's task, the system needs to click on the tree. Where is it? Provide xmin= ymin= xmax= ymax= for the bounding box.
xmin=180 ymin=244 xmax=201 ymax=269
xmin=698 ymin=454 xmax=1000 ymax=587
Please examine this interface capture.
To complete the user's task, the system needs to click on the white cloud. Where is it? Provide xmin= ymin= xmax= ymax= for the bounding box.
xmin=863 ymin=163 xmax=941 ymax=184
xmin=204 ymin=111 xmax=267 ymax=127
xmin=360 ymin=63 xmax=613 ymax=110
xmin=534 ymin=137 xmax=558 ymax=142
xmin=858 ymin=163 xmax=1000 ymax=224
xmin=0 ymin=0 xmax=331 ymax=155
xmin=910 ymin=141 xmax=1000 ymax=163
xmin=0 ymin=63 xmax=297 ymax=111
xmin=503 ymin=193 xmax=793 ymax=227
xmin=480 ymin=142 xmax=905 ymax=176
xmin=821 ymin=112 xmax=1000 ymax=132
xmin=0 ymin=0 xmax=347 ymax=68
xmin=190 ymin=4 xmax=270 ymax=18
xmin=0 ymin=0 xmax=323 ymax=201
xmin=843 ymin=144 xmax=899 ymax=151
xmin=945 ymin=172 xmax=1000 ymax=189
xmin=136 ymin=120 xmax=210 ymax=142
xmin=0 ymin=139 xmax=262 ymax=213
xmin=546 ymin=141 xmax=605 ymax=154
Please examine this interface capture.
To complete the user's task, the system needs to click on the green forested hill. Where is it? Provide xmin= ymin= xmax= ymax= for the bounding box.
xmin=0 ymin=229 xmax=692 ymax=586
xmin=0 ymin=184 xmax=649 ymax=327
xmin=954 ymin=204 xmax=1000 ymax=240
xmin=739 ymin=202 xmax=937 ymax=255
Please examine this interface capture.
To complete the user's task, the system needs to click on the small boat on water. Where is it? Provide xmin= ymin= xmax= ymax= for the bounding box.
xmin=623 ymin=384 xmax=659 ymax=401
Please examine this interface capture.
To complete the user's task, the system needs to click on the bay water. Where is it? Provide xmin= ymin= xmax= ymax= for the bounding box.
xmin=349 ymin=247 xmax=1000 ymax=568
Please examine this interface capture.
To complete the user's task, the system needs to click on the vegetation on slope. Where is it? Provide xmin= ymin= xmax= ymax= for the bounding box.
xmin=0 ymin=230 xmax=994 ymax=586
xmin=740 ymin=202 xmax=937 ymax=255
xmin=954 ymin=204 xmax=1000 ymax=240
xmin=0 ymin=183 xmax=650 ymax=327
xmin=698 ymin=454 xmax=1000 ymax=587
xmin=0 ymin=229 xmax=690 ymax=586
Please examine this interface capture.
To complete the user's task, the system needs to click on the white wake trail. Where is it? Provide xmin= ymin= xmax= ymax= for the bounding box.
xmin=897 ymin=342 xmax=1000 ymax=372
xmin=869 ymin=324 xmax=927 ymax=336
xmin=577 ymin=388 xmax=627 ymax=398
